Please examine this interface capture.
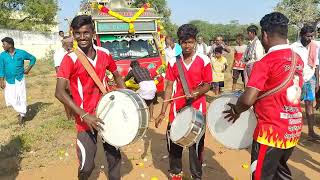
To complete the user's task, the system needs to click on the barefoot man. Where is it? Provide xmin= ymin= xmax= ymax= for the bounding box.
xmin=0 ymin=37 xmax=36 ymax=126
xmin=291 ymin=25 xmax=320 ymax=140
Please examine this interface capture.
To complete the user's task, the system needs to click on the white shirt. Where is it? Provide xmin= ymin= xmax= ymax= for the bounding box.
xmin=165 ymin=46 xmax=175 ymax=65
xmin=234 ymin=44 xmax=247 ymax=54
xmin=54 ymin=48 xmax=68 ymax=67
xmin=268 ymin=44 xmax=291 ymax=53
xmin=245 ymin=37 xmax=265 ymax=65
xmin=206 ymin=45 xmax=212 ymax=54
xmin=291 ymin=41 xmax=319 ymax=82
xmin=196 ymin=43 xmax=208 ymax=55
xmin=165 ymin=43 xmax=181 ymax=65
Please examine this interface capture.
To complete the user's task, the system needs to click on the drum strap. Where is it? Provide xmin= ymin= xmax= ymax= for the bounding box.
xmin=257 ymin=49 xmax=297 ymax=100
xmin=176 ymin=55 xmax=192 ymax=105
xmin=73 ymin=48 xmax=109 ymax=95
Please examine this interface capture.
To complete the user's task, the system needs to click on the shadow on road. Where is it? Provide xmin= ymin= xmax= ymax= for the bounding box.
xmin=0 ymin=136 xmax=23 ymax=179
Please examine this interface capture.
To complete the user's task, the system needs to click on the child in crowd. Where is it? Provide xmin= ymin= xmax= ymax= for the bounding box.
xmin=211 ymin=46 xmax=228 ymax=95
xmin=232 ymin=34 xmax=247 ymax=91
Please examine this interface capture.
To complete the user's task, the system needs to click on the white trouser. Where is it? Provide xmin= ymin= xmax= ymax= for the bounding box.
xmin=244 ymin=63 xmax=254 ymax=85
xmin=5 ymin=78 xmax=27 ymax=116
xmin=137 ymin=80 xmax=157 ymax=100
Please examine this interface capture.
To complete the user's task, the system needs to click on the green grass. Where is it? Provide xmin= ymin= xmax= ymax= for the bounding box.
xmin=0 ymin=57 xmax=75 ymax=171
xmin=15 ymin=117 xmax=74 ymax=152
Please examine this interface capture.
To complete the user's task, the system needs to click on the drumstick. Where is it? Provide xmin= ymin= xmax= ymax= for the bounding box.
xmin=163 ymin=95 xmax=186 ymax=102
xmin=97 ymin=95 xmax=115 ymax=118
xmin=163 ymin=92 xmax=199 ymax=102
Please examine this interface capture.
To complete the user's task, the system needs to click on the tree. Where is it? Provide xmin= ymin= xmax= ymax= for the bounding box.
xmin=188 ymin=20 xmax=248 ymax=44
xmin=275 ymin=0 xmax=320 ymax=27
xmin=0 ymin=0 xmax=58 ymax=32
xmin=275 ymin=0 xmax=320 ymax=41
xmin=80 ymin=0 xmax=91 ymax=14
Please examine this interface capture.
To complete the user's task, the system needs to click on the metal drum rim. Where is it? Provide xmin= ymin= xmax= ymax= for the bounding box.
xmin=207 ymin=92 xmax=256 ymax=150
xmin=170 ymin=107 xmax=205 ymax=147
xmin=96 ymin=89 xmax=149 ymax=148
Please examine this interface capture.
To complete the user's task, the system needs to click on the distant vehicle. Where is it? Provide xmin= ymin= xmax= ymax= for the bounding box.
xmin=87 ymin=1 xmax=165 ymax=92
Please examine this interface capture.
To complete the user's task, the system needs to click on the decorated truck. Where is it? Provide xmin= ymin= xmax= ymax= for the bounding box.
xmin=84 ymin=0 xmax=166 ymax=92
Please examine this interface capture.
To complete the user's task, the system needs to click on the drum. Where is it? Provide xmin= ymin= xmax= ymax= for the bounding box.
xmin=207 ymin=91 xmax=257 ymax=149
xmin=170 ymin=106 xmax=205 ymax=147
xmin=96 ymin=89 xmax=149 ymax=147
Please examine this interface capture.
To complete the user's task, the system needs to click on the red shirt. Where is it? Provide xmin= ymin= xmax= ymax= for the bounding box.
xmin=165 ymin=53 xmax=213 ymax=123
xmin=233 ymin=45 xmax=246 ymax=70
xmin=247 ymin=45 xmax=304 ymax=149
xmin=57 ymin=46 xmax=117 ymax=132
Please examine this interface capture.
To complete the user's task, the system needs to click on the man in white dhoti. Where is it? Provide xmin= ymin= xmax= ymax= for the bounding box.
xmin=124 ymin=61 xmax=157 ymax=119
xmin=0 ymin=37 xmax=36 ymax=126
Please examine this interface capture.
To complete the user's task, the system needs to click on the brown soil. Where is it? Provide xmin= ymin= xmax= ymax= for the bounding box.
xmin=0 ymin=58 xmax=320 ymax=180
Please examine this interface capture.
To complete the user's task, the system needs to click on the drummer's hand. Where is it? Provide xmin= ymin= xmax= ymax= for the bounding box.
xmin=186 ymin=93 xmax=194 ymax=100
xmin=186 ymin=91 xmax=198 ymax=100
xmin=155 ymin=113 xmax=165 ymax=128
xmin=223 ymin=103 xmax=240 ymax=123
xmin=82 ymin=114 xmax=105 ymax=133
xmin=0 ymin=79 xmax=5 ymax=89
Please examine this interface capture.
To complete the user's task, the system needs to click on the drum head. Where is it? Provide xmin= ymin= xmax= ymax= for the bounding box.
xmin=97 ymin=90 xmax=141 ymax=147
xmin=207 ymin=93 xmax=257 ymax=149
xmin=170 ymin=107 xmax=193 ymax=142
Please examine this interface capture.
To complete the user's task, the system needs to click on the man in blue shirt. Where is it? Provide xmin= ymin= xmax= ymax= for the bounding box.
xmin=0 ymin=37 xmax=36 ymax=126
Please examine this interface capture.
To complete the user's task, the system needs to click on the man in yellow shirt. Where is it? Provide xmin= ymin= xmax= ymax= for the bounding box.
xmin=211 ymin=46 xmax=228 ymax=95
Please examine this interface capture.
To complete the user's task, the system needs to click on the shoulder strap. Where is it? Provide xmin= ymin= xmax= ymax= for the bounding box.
xmin=73 ymin=48 xmax=108 ymax=95
xmin=257 ymin=49 xmax=297 ymax=100
xmin=176 ymin=55 xmax=191 ymax=96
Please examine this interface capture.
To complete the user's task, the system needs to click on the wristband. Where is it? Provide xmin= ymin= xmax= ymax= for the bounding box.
xmin=80 ymin=112 xmax=89 ymax=122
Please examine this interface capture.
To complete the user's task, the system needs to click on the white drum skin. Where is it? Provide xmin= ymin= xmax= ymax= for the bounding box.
xmin=96 ymin=89 xmax=149 ymax=148
xmin=207 ymin=92 xmax=257 ymax=149
xmin=170 ymin=106 xmax=205 ymax=147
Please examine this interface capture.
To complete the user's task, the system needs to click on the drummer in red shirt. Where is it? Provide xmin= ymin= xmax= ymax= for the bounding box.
xmin=55 ymin=15 xmax=125 ymax=180
xmin=224 ymin=12 xmax=304 ymax=180
xmin=155 ymin=24 xmax=212 ymax=180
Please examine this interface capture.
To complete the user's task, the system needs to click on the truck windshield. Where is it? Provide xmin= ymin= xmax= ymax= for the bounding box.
xmin=101 ymin=39 xmax=159 ymax=60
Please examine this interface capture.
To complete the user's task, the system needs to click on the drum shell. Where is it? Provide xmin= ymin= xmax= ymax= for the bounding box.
xmin=170 ymin=107 xmax=205 ymax=147
xmin=122 ymin=89 xmax=149 ymax=144
xmin=96 ymin=89 xmax=149 ymax=147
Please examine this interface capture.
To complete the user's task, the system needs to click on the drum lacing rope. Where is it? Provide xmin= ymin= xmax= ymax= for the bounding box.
xmin=257 ymin=50 xmax=297 ymax=100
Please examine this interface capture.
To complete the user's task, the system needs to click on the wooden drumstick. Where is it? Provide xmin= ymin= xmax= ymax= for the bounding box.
xmin=163 ymin=95 xmax=186 ymax=102
xmin=97 ymin=95 xmax=115 ymax=118
xmin=163 ymin=92 xmax=199 ymax=103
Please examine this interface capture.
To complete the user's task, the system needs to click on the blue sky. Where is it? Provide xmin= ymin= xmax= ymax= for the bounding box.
xmin=57 ymin=0 xmax=279 ymax=32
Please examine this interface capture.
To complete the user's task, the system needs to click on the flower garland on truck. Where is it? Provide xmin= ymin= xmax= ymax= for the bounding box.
xmin=91 ymin=2 xmax=150 ymax=34
xmin=89 ymin=2 xmax=167 ymax=90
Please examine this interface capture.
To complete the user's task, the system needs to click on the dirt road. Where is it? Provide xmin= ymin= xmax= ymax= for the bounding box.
xmin=13 ymin=96 xmax=320 ymax=180
xmin=0 ymin=61 xmax=319 ymax=180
